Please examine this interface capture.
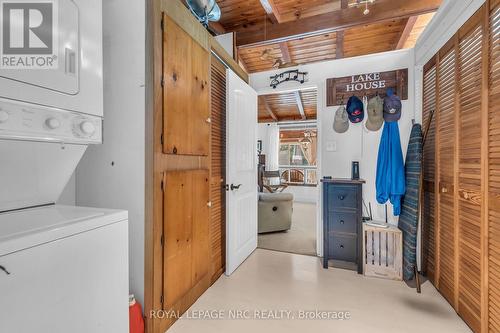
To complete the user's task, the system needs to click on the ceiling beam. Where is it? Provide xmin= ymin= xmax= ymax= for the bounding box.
xmin=294 ymin=91 xmax=306 ymax=120
xmin=236 ymin=0 xmax=442 ymax=47
xmin=396 ymin=16 xmax=418 ymax=49
xmin=335 ymin=0 xmax=348 ymax=59
xmin=259 ymin=96 xmax=278 ymax=122
xmin=279 ymin=42 xmax=292 ymax=63
xmin=259 ymin=0 xmax=283 ymax=24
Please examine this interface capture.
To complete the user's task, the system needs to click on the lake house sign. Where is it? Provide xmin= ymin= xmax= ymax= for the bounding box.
xmin=326 ymin=69 xmax=408 ymax=106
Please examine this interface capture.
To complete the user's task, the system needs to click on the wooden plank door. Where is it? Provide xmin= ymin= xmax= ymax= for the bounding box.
xmin=209 ymin=56 xmax=227 ymax=282
xmin=225 ymin=69 xmax=258 ymax=276
xmin=163 ymin=170 xmax=210 ymax=308
xmin=163 ymin=17 xmax=210 ymax=156
xmin=436 ymin=43 xmax=457 ymax=306
xmin=457 ymin=13 xmax=484 ymax=332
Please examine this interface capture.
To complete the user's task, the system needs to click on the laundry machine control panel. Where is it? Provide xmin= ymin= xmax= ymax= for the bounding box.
xmin=0 ymin=99 xmax=102 ymax=144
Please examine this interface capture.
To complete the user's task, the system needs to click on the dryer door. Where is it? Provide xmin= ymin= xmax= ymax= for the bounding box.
xmin=0 ymin=0 xmax=79 ymax=95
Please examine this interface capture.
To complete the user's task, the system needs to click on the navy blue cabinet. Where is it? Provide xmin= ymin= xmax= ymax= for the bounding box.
xmin=322 ymin=178 xmax=365 ymax=273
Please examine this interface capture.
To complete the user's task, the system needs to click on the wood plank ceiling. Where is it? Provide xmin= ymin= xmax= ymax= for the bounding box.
xmin=258 ymin=89 xmax=317 ymax=122
xmin=215 ymin=0 xmax=440 ymax=73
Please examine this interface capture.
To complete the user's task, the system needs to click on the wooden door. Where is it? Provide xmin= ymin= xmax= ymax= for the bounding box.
xmin=436 ymin=43 xmax=457 ymax=306
xmin=488 ymin=0 xmax=500 ymax=331
xmin=457 ymin=14 xmax=484 ymax=332
xmin=163 ymin=17 xmax=210 ymax=156
xmin=422 ymin=61 xmax=437 ymax=282
xmin=163 ymin=170 xmax=210 ymax=308
xmin=209 ymin=56 xmax=227 ymax=282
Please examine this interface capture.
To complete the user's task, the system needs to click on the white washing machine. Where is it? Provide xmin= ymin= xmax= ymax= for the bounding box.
xmin=0 ymin=0 xmax=129 ymax=332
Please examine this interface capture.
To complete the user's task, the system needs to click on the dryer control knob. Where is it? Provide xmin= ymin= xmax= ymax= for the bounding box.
xmin=45 ymin=117 xmax=61 ymax=129
xmin=0 ymin=110 xmax=9 ymax=123
xmin=80 ymin=121 xmax=96 ymax=135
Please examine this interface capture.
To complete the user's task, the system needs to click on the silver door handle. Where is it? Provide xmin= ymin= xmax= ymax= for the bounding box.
xmin=230 ymin=184 xmax=242 ymax=191
xmin=0 ymin=265 xmax=10 ymax=275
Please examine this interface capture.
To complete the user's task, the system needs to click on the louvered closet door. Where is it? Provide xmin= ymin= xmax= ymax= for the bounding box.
xmin=457 ymin=17 xmax=484 ymax=332
xmin=422 ymin=63 xmax=437 ymax=283
xmin=209 ymin=56 xmax=227 ymax=282
xmin=489 ymin=1 xmax=500 ymax=331
xmin=436 ymin=45 xmax=457 ymax=305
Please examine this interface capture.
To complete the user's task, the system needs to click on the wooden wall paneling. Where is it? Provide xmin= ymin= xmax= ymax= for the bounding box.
xmin=209 ymin=56 xmax=227 ymax=282
xmin=457 ymin=11 xmax=484 ymax=332
xmin=163 ymin=16 xmax=210 ymax=156
xmin=422 ymin=61 xmax=437 ymax=282
xmin=437 ymin=41 xmax=457 ymax=306
xmin=488 ymin=1 xmax=500 ymax=331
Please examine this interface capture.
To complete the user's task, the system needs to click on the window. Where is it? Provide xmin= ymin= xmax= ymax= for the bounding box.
xmin=279 ymin=129 xmax=317 ymax=185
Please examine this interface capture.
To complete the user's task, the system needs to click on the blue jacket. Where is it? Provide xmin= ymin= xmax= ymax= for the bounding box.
xmin=376 ymin=122 xmax=406 ymax=216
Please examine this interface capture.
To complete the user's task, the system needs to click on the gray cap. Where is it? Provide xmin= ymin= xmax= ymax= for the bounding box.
xmin=333 ymin=106 xmax=349 ymax=133
xmin=365 ymin=95 xmax=384 ymax=131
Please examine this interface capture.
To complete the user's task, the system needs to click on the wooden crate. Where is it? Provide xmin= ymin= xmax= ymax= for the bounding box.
xmin=363 ymin=223 xmax=403 ymax=281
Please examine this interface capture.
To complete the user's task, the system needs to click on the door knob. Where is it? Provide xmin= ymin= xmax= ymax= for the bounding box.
xmin=230 ymin=184 xmax=242 ymax=191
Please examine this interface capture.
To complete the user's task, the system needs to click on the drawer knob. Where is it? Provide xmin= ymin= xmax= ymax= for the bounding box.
xmin=338 ymin=195 xmax=345 ymax=200
xmin=340 ymin=245 xmax=344 ymax=249
xmin=340 ymin=220 xmax=345 ymax=225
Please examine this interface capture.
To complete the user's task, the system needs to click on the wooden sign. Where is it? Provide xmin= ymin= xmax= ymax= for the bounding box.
xmin=326 ymin=69 xmax=408 ymax=106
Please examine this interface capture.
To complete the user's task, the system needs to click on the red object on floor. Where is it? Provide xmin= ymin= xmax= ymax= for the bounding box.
xmin=129 ymin=295 xmax=144 ymax=333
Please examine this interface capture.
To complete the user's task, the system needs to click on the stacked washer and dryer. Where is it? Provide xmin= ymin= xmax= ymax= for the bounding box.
xmin=0 ymin=0 xmax=129 ymax=332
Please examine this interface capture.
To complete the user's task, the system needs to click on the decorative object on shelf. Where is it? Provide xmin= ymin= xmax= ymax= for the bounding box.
xmin=348 ymin=0 xmax=376 ymax=15
xmin=326 ymin=69 xmax=408 ymax=106
xmin=352 ymin=161 xmax=360 ymax=180
xmin=365 ymin=95 xmax=384 ymax=131
xmin=346 ymin=96 xmax=364 ymax=123
xmin=186 ymin=0 xmax=221 ymax=27
xmin=333 ymin=106 xmax=349 ymax=133
xmin=383 ymin=88 xmax=402 ymax=122
xmin=270 ymin=69 xmax=308 ymax=89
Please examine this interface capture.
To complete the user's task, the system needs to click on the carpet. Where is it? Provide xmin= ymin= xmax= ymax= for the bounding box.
xmin=258 ymin=202 xmax=317 ymax=256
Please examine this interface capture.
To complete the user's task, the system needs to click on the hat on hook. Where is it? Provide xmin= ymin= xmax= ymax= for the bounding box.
xmin=366 ymin=95 xmax=384 ymax=131
xmin=346 ymin=96 xmax=364 ymax=123
xmin=333 ymin=106 xmax=349 ymax=133
xmin=383 ymin=88 xmax=402 ymax=122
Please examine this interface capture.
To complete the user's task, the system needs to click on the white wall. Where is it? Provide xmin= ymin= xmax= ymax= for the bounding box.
xmin=75 ymin=0 xmax=146 ymax=306
xmin=250 ymin=48 xmax=415 ymax=255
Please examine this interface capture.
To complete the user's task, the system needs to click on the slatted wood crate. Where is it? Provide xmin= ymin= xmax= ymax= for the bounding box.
xmin=363 ymin=223 xmax=403 ymax=281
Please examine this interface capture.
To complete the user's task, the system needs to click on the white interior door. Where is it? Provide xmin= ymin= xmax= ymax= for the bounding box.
xmin=225 ymin=69 xmax=258 ymax=276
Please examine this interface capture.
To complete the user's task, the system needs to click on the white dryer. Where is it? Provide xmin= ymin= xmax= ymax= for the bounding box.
xmin=0 ymin=0 xmax=129 ymax=332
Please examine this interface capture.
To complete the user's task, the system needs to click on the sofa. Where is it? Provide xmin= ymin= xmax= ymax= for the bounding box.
xmin=258 ymin=192 xmax=293 ymax=233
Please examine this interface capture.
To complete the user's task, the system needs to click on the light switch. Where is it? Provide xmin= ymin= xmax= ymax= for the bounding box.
xmin=326 ymin=141 xmax=337 ymax=152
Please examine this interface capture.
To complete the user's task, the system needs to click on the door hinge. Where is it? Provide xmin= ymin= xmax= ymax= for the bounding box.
xmin=161 ymin=75 xmax=165 ymax=88
xmin=160 ymin=295 xmax=164 ymax=304
xmin=160 ymin=132 xmax=164 ymax=145
xmin=160 ymin=234 xmax=164 ymax=246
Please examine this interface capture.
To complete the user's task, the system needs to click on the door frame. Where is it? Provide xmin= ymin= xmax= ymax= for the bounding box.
xmin=255 ymin=85 xmax=322 ymax=257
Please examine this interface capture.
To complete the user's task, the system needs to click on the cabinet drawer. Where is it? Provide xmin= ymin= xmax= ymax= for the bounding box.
xmin=328 ymin=212 xmax=358 ymax=234
xmin=328 ymin=186 xmax=358 ymax=210
xmin=329 ymin=234 xmax=357 ymax=262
